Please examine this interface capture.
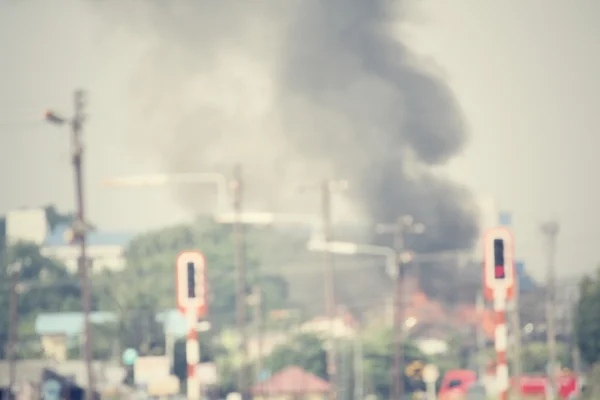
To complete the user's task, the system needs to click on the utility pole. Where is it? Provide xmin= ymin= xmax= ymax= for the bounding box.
xmin=322 ymin=180 xmax=338 ymax=400
xmin=541 ymin=221 xmax=559 ymax=399
xmin=251 ymin=285 xmax=264 ymax=384
xmin=73 ymin=91 xmax=95 ymax=400
xmin=7 ymin=261 xmax=22 ymax=397
xmin=353 ymin=327 xmax=364 ymax=400
xmin=46 ymin=90 xmax=95 ymax=400
xmin=376 ymin=216 xmax=425 ymax=400
xmin=570 ymin=289 xmax=582 ymax=376
xmin=232 ymin=164 xmax=247 ymax=395
xmin=392 ymin=224 xmax=406 ymax=400
xmin=475 ymin=291 xmax=486 ymax=380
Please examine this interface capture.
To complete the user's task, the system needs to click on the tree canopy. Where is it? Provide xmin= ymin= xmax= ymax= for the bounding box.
xmin=0 ymin=241 xmax=82 ymax=358
xmin=575 ymin=268 xmax=600 ymax=366
xmin=260 ymin=328 xmax=428 ymax=398
xmin=264 ymin=333 xmax=328 ymax=379
xmin=94 ymin=218 xmax=291 ymax=356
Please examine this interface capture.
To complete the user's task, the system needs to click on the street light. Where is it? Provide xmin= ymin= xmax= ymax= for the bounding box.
xmin=215 ymin=179 xmax=352 ymax=398
xmin=376 ymin=215 xmax=425 ymax=400
xmin=214 ymin=211 xmax=371 ymax=239
xmin=102 ymin=172 xmax=230 ymax=213
xmin=45 ymin=90 xmax=96 ymax=400
xmin=214 ymin=211 xmax=321 ymax=229
xmin=306 ymin=239 xmax=407 ymax=277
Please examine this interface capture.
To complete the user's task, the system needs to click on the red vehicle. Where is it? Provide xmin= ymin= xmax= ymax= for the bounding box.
xmin=438 ymin=370 xmax=478 ymax=399
xmin=512 ymin=374 xmax=579 ymax=399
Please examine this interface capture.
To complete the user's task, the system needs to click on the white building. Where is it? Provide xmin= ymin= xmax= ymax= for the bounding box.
xmin=299 ymin=315 xmax=357 ymax=339
xmin=246 ymin=332 xmax=289 ymax=360
xmin=5 ymin=208 xmax=49 ymax=245
xmin=3 ymin=207 xmax=134 ymax=273
xmin=41 ymin=223 xmax=134 ymax=273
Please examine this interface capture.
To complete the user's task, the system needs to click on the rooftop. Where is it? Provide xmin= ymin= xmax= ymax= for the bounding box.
xmin=34 ymin=309 xmax=188 ymax=338
xmin=35 ymin=312 xmax=118 ymax=337
xmin=251 ymin=366 xmax=331 ymax=395
xmin=44 ymin=223 xmax=135 ymax=248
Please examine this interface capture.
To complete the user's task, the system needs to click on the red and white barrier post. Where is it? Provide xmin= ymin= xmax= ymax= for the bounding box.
xmin=186 ymin=303 xmax=200 ymax=400
xmin=176 ymin=251 xmax=208 ymax=400
xmin=483 ymin=227 xmax=515 ymax=400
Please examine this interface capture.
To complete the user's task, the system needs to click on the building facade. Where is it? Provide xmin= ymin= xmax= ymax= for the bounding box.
xmin=41 ymin=223 xmax=134 ymax=273
xmin=5 ymin=207 xmax=49 ymax=245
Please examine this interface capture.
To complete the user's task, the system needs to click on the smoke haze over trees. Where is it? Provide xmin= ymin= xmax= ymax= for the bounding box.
xmin=90 ymin=0 xmax=480 ymax=252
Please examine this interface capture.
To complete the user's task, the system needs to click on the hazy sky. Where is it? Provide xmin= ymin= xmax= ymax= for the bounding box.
xmin=1 ymin=0 xmax=598 ymax=280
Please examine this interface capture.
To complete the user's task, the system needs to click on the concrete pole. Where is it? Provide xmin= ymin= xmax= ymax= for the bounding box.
xmin=353 ymin=329 xmax=364 ymax=400
xmin=392 ymin=222 xmax=405 ymax=400
xmin=475 ymin=291 xmax=486 ymax=380
xmin=541 ymin=221 xmax=559 ymax=399
xmin=7 ymin=261 xmax=21 ymax=397
xmin=322 ymin=180 xmax=338 ymax=400
xmin=233 ymin=164 xmax=247 ymax=395
xmin=45 ymin=90 xmax=95 ymax=399
xmin=72 ymin=90 xmax=95 ymax=400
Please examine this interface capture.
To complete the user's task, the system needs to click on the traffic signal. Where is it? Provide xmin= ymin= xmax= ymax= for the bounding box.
xmin=494 ymin=239 xmax=505 ymax=279
xmin=187 ymin=261 xmax=196 ymax=298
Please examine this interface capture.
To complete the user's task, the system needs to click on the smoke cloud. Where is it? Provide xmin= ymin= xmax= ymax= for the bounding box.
xmin=91 ymin=0 xmax=480 ymax=251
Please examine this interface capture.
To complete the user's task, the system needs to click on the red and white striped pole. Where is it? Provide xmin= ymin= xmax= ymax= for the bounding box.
xmin=186 ymin=302 xmax=200 ymax=400
xmin=493 ymin=292 xmax=509 ymax=400
xmin=483 ymin=227 xmax=515 ymax=400
xmin=176 ymin=251 xmax=207 ymax=400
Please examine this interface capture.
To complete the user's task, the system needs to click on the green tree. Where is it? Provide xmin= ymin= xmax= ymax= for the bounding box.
xmin=520 ymin=342 xmax=571 ymax=373
xmin=0 ymin=241 xmax=82 ymax=358
xmin=94 ymin=218 xmax=290 ymax=358
xmin=43 ymin=205 xmax=74 ymax=231
xmin=361 ymin=327 xmax=427 ymax=398
xmin=575 ymin=269 xmax=600 ymax=366
xmin=264 ymin=333 xmax=328 ymax=379
xmin=68 ymin=322 xmax=120 ymax=360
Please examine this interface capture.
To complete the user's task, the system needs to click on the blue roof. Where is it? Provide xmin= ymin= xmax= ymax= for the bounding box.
xmin=35 ymin=310 xmax=188 ymax=338
xmin=35 ymin=311 xmax=118 ymax=337
xmin=45 ymin=223 xmax=135 ymax=247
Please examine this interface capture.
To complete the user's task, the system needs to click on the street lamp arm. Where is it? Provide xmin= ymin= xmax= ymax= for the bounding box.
xmin=102 ymin=172 xmax=227 ymax=187
xmin=306 ymin=240 xmax=359 ymax=255
xmin=352 ymin=244 xmax=397 ymax=277
xmin=102 ymin=174 xmax=170 ymax=187
xmin=375 ymin=223 xmax=397 ymax=235
xmin=353 ymin=243 xmax=394 ymax=258
xmin=101 ymin=172 xmax=230 ymax=213
xmin=215 ymin=212 xmax=320 ymax=227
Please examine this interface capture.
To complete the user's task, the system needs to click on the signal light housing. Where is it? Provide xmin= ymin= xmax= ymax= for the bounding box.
xmin=187 ymin=261 xmax=196 ymax=298
xmin=483 ymin=227 xmax=515 ymax=301
xmin=494 ymin=239 xmax=506 ymax=279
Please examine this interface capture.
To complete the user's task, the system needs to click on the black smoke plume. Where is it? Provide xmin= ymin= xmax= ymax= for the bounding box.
xmin=91 ymin=0 xmax=480 ymax=251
